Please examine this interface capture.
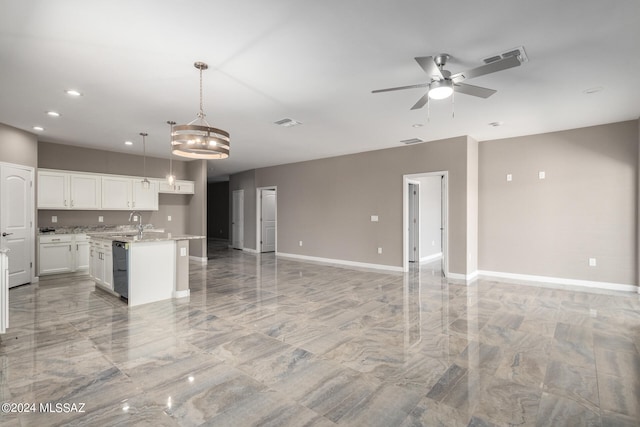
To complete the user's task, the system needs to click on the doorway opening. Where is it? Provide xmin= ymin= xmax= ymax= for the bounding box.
xmin=256 ymin=187 xmax=277 ymax=253
xmin=403 ymin=172 xmax=448 ymax=275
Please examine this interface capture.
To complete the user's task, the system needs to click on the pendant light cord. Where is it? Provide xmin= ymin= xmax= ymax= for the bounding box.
xmin=198 ymin=67 xmax=205 ymax=119
xmin=140 ymin=132 xmax=148 ymax=179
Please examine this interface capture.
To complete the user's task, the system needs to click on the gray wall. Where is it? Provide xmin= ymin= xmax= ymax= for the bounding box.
xmin=478 ymin=121 xmax=638 ymax=285
xmin=0 ymin=123 xmax=38 ymax=167
xmin=186 ymin=160 xmax=207 ymax=258
xmin=417 ymin=176 xmax=442 ymax=259
xmin=466 ymin=138 xmax=479 ymax=275
xmin=241 ymin=136 xmax=474 ymax=274
xmin=37 ymin=141 xmax=198 ymax=237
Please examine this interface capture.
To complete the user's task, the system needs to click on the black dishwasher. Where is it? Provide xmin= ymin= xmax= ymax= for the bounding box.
xmin=112 ymin=241 xmax=129 ymax=300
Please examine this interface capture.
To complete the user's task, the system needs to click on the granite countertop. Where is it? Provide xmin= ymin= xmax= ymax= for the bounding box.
xmin=38 ymin=225 xmax=161 ymax=235
xmin=86 ymin=231 xmax=205 ymax=243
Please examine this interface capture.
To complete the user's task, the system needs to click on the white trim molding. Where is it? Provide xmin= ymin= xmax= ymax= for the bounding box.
xmin=243 ymin=248 xmax=258 ymax=254
xmin=448 ymin=270 xmax=479 ymax=283
xmin=189 ymin=256 xmax=208 ymax=264
xmin=173 ymin=289 xmax=190 ymax=298
xmin=478 ymin=270 xmax=637 ymax=293
xmin=277 ymin=252 xmax=403 ymax=272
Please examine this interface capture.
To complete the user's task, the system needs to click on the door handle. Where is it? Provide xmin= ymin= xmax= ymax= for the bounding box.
xmin=1 ymin=232 xmax=12 ymax=237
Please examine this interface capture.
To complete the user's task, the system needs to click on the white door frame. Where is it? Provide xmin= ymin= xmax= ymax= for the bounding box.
xmin=403 ymin=171 xmax=448 ymax=274
xmin=232 ymin=190 xmax=244 ymax=249
xmin=256 ymin=186 xmax=277 ymax=253
xmin=0 ymin=161 xmax=36 ymax=285
xmin=407 ymin=179 xmax=420 ymax=263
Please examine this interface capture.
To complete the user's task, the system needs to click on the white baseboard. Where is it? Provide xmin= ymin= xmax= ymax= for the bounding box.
xmin=277 ymin=252 xmax=403 ymax=272
xmin=173 ymin=289 xmax=190 ymax=298
xmin=447 ymin=270 xmax=478 ymax=283
xmin=189 ymin=256 xmax=208 ymax=264
xmin=420 ymin=253 xmax=442 ymax=263
xmin=243 ymin=248 xmax=258 ymax=254
xmin=478 ymin=270 xmax=637 ymax=293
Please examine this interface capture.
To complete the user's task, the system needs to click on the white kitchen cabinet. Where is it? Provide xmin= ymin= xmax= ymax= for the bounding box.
xmin=38 ymin=170 xmax=69 ymax=209
xmin=38 ymin=235 xmax=74 ymax=275
xmin=39 ymin=234 xmax=90 ymax=276
xmin=89 ymin=238 xmax=113 ymax=290
xmin=102 ymin=177 xmax=158 ymax=210
xmin=158 ymin=180 xmax=195 ymax=194
xmin=38 ymin=170 xmax=101 ymax=210
xmin=132 ymin=179 xmax=159 ymax=210
xmin=69 ymin=174 xmax=101 ymax=209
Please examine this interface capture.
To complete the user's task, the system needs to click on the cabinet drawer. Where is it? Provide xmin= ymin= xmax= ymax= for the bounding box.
xmin=39 ymin=235 xmax=73 ymax=244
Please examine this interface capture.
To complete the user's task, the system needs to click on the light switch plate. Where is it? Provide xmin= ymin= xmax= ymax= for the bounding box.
xmin=299 ymin=241 xmax=303 ymax=247
xmin=98 ymin=216 xmax=104 ymax=223
xmin=180 ymin=247 xmax=187 ymax=257
xmin=51 ymin=215 xmax=57 ymax=223
xmin=506 ymin=174 xmax=513 ymax=182
xmin=589 ymin=258 xmax=597 ymax=267
xmin=538 ymin=171 xmax=546 ymax=180
xmin=377 ymin=247 xmax=383 ymax=254
xmin=167 ymin=215 xmax=172 ymax=221
xmin=371 ymin=215 xmax=379 ymax=222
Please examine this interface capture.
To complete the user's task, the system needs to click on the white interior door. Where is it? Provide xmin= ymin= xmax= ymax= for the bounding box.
xmin=1 ymin=164 xmax=32 ymax=287
xmin=408 ymin=182 xmax=419 ymax=263
xmin=260 ymin=189 xmax=276 ymax=252
xmin=232 ymin=190 xmax=244 ymax=249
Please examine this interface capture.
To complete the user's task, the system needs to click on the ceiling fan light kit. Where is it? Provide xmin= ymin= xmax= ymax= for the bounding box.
xmin=372 ymin=49 xmax=524 ymax=110
xmin=171 ymin=62 xmax=230 ymax=159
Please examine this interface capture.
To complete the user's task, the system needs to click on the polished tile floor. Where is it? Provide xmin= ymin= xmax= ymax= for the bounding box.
xmin=1 ymin=250 xmax=640 ymax=426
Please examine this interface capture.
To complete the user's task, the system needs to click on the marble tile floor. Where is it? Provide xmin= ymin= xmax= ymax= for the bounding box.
xmin=1 ymin=250 xmax=640 ymax=426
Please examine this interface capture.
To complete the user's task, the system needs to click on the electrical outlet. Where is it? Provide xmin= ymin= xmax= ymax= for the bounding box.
xmin=51 ymin=216 xmax=57 ymax=223
xmin=299 ymin=241 xmax=303 ymax=247
xmin=538 ymin=171 xmax=546 ymax=180
xmin=377 ymin=247 xmax=383 ymax=254
xmin=506 ymin=174 xmax=513 ymax=182
xmin=589 ymin=258 xmax=597 ymax=267
xmin=98 ymin=216 xmax=104 ymax=223
xmin=133 ymin=215 xmax=138 ymax=221
xmin=167 ymin=215 xmax=172 ymax=221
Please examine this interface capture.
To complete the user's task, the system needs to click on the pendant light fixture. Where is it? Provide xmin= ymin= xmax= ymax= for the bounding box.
xmin=140 ymin=132 xmax=150 ymax=190
xmin=166 ymin=121 xmax=176 ymax=186
xmin=171 ymin=61 xmax=230 ymax=159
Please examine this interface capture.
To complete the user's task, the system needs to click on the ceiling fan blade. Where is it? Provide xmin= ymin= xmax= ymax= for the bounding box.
xmin=372 ymin=83 xmax=428 ymax=94
xmin=450 ymin=55 xmax=521 ymax=83
xmin=454 ymin=83 xmax=496 ymax=98
xmin=415 ymin=56 xmax=443 ymax=79
xmin=410 ymin=93 xmax=429 ymax=110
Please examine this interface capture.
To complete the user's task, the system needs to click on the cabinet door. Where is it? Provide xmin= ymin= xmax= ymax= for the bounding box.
xmin=103 ymin=244 xmax=113 ymax=290
xmin=70 ymin=174 xmax=101 ymax=209
xmin=89 ymin=242 xmax=96 ymax=279
xmin=175 ymin=181 xmax=195 ymax=194
xmin=38 ymin=171 xmax=69 ymax=209
xmin=132 ymin=179 xmax=158 ymax=210
xmin=39 ymin=243 xmax=73 ymax=275
xmin=75 ymin=241 xmax=90 ymax=271
xmin=102 ymin=177 xmax=132 ymax=210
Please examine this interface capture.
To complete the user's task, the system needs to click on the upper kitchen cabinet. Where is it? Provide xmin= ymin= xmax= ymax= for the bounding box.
xmin=38 ymin=170 xmax=101 ymax=209
xmin=102 ymin=176 xmax=158 ymax=210
xmin=158 ymin=180 xmax=195 ymax=194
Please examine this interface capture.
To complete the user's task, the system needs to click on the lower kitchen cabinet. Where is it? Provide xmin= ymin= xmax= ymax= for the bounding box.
xmin=38 ymin=234 xmax=90 ymax=276
xmin=89 ymin=238 xmax=113 ymax=290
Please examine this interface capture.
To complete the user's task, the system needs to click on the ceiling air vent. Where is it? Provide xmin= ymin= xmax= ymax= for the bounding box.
xmin=273 ymin=118 xmax=302 ymax=127
xmin=483 ymin=46 xmax=528 ymax=64
xmin=400 ymin=138 xmax=424 ymax=145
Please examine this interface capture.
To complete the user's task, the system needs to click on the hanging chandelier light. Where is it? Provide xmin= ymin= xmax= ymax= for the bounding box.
xmin=166 ymin=121 xmax=176 ymax=186
xmin=171 ymin=61 xmax=230 ymax=159
xmin=140 ymin=132 xmax=151 ymax=189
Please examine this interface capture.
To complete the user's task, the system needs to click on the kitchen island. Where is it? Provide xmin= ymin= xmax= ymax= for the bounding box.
xmin=87 ymin=232 xmax=204 ymax=307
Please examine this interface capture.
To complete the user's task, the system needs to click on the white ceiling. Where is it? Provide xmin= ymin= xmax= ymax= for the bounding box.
xmin=1 ymin=0 xmax=639 ymax=179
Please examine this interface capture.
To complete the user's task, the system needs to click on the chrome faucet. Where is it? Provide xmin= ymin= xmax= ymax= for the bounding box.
xmin=129 ymin=211 xmax=144 ymax=238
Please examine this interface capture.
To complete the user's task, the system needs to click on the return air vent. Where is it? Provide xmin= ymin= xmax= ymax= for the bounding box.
xmin=483 ymin=46 xmax=528 ymax=64
xmin=400 ymin=138 xmax=424 ymax=145
xmin=273 ymin=118 xmax=302 ymax=127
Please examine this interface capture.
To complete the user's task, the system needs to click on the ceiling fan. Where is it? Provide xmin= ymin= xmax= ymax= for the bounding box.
xmin=372 ymin=53 xmax=522 ymax=110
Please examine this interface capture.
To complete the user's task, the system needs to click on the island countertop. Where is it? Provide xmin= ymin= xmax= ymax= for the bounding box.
xmin=87 ymin=231 xmax=205 ymax=243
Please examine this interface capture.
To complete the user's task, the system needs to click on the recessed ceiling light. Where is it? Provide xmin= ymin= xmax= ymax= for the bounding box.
xmin=412 ymin=124 xmax=423 ymax=128
xmin=488 ymin=121 xmax=504 ymax=127
xmin=65 ymin=89 xmax=82 ymax=97
xmin=583 ymin=86 xmax=603 ymax=94
xmin=124 ymin=141 xmax=133 ymax=146
xmin=32 ymin=126 xmax=44 ymax=131
xmin=46 ymin=111 xmax=61 ymax=117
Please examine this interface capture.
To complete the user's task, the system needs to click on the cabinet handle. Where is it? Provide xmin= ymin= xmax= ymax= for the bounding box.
xmin=64 ymin=200 xmax=67 ymax=206
xmin=52 ymin=238 xmax=60 ymax=241
xmin=69 ymin=245 xmax=71 ymax=251
xmin=127 ymin=201 xmax=130 ymax=208
xmin=71 ymin=200 xmax=74 ymax=207
xmin=76 ymin=244 xmax=78 ymax=251
xmin=132 ymin=201 xmax=135 ymax=208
